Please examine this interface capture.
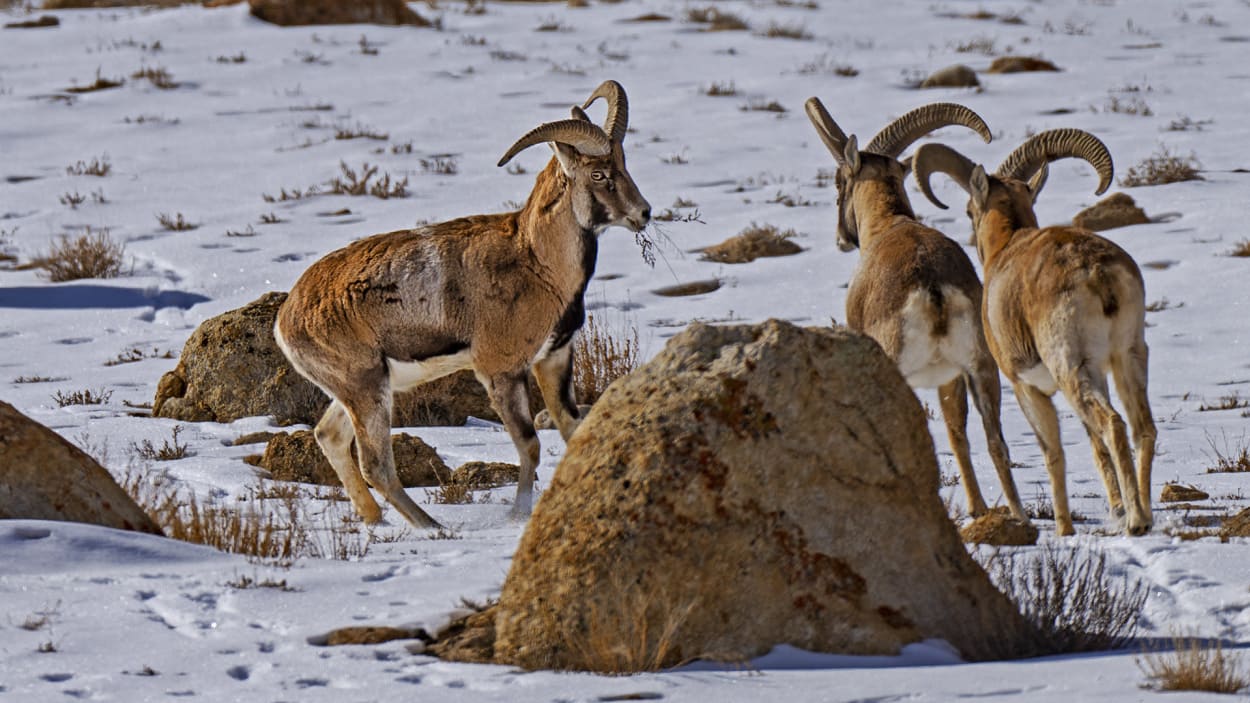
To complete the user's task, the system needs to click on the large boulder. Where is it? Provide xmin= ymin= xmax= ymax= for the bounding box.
xmin=248 ymin=0 xmax=432 ymax=27
xmin=467 ymin=320 xmax=1034 ymax=670
xmin=0 ymin=401 xmax=162 ymax=534
xmin=153 ymin=292 xmax=534 ymax=427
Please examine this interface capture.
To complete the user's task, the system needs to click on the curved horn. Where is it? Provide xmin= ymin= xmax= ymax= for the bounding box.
xmin=995 ymin=128 xmax=1113 ymax=195
xmin=804 ymin=97 xmax=850 ymax=165
xmin=497 ymin=119 xmax=611 ymax=167
xmin=570 ymin=105 xmax=591 ymax=123
xmin=911 ymin=142 xmax=979 ymax=210
xmin=582 ymin=80 xmax=628 ymax=143
xmin=864 ymin=102 xmax=992 ymax=159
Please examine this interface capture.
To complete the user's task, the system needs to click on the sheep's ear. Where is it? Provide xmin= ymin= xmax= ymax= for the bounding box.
xmin=843 ymin=135 xmax=862 ymax=177
xmin=552 ymin=142 xmax=578 ymax=177
xmin=970 ymin=165 xmax=990 ymax=210
xmin=1028 ymin=163 xmax=1049 ymax=202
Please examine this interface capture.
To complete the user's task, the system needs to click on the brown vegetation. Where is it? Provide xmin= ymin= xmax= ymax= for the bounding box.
xmin=573 ymin=313 xmax=640 ymax=405
xmin=1139 ymin=636 xmax=1249 ymax=694
xmin=35 ymin=229 xmax=126 ymax=281
xmin=1120 ymin=147 xmax=1203 ymax=186
xmin=984 ymin=544 xmax=1147 ymax=655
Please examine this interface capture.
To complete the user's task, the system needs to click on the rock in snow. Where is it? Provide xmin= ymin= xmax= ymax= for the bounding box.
xmin=438 ymin=320 xmax=1036 ymax=670
xmin=0 ymin=401 xmax=161 ymax=534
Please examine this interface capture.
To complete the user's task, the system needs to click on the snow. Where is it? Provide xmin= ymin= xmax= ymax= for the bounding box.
xmin=1 ymin=0 xmax=1249 ymax=700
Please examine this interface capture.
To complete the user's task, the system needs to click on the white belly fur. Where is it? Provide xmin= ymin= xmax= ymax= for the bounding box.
xmin=895 ymin=287 xmax=978 ymax=389
xmin=387 ymin=350 xmax=474 ymax=392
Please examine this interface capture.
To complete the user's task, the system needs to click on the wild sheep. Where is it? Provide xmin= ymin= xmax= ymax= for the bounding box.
xmin=912 ymin=128 xmax=1154 ymax=536
xmin=274 ymin=81 xmax=651 ymax=529
xmin=804 ymin=98 xmax=1030 ymax=524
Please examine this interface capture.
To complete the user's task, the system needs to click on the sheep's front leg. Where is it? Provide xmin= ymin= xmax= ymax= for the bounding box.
xmin=533 ymin=339 xmax=583 ymax=441
xmin=484 ymin=370 xmax=541 ymax=517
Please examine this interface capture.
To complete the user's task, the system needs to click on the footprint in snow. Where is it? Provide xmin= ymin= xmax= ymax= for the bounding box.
xmin=226 ymin=665 xmax=250 ymax=681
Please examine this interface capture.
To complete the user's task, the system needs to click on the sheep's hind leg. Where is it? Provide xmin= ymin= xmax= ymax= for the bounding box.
xmin=938 ymin=376 xmax=989 ymax=517
xmin=346 ymin=382 xmax=443 ymax=530
xmin=314 ymin=399 xmax=383 ymax=524
xmin=967 ymin=362 xmax=1030 ymax=524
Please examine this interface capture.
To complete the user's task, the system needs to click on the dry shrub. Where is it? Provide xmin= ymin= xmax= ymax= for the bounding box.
xmin=131 ymin=65 xmax=177 ymax=89
xmin=574 ymin=313 xmax=640 ymax=405
xmin=325 ymin=161 xmax=408 ymax=198
xmin=125 ymin=474 xmax=307 ymax=562
xmin=685 ymin=6 xmax=748 ymax=31
xmin=37 ymin=228 xmax=126 ymax=282
xmin=700 ymin=223 xmax=801 ymax=264
xmin=66 ymin=156 xmax=111 ymax=177
xmin=156 ymin=212 xmax=197 ymax=231
xmin=1139 ymin=635 xmax=1249 ymax=693
xmin=1227 ymin=239 xmax=1250 ymax=258
xmin=761 ymin=21 xmax=810 ymax=39
xmin=1205 ymin=433 xmax=1250 ymax=473
xmin=563 ymin=575 xmax=701 ymax=673
xmin=983 ymin=543 xmax=1147 ymax=655
xmin=123 ymin=475 xmax=372 ymax=563
xmin=130 ymin=425 xmax=191 ymax=461
xmin=1120 ymin=147 xmax=1203 ymax=186
xmin=65 ymin=68 xmax=124 ymax=94
xmin=53 ymin=388 xmax=113 ymax=407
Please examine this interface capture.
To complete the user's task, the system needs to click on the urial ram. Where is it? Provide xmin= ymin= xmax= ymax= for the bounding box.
xmin=805 ymin=98 xmax=1029 ymax=524
xmin=912 ymin=128 xmax=1154 ymax=536
xmin=275 ymin=81 xmax=651 ymax=528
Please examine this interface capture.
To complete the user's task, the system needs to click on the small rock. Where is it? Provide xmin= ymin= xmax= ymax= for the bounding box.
xmin=1160 ymin=483 xmax=1209 ymax=503
xmin=258 ymin=430 xmax=450 ymax=487
xmin=233 ymin=431 xmax=277 ymax=446
xmin=450 ymin=462 xmax=520 ymax=490
xmin=921 ymin=64 xmax=980 ymax=89
xmin=986 ymin=56 xmax=1060 ymax=73
xmin=699 ymin=227 xmax=802 ymax=264
xmin=960 ymin=511 xmax=1039 ymax=546
xmin=1072 ymin=193 xmax=1149 ymax=231
xmin=248 ymin=0 xmax=431 ymax=27
xmin=4 ymin=15 xmax=59 ymax=28
xmin=1221 ymin=508 xmax=1250 ymax=539
xmin=320 ymin=626 xmax=428 ymax=646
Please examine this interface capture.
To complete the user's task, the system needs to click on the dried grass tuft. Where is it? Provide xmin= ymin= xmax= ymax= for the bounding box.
xmin=574 ymin=313 xmax=641 ymax=405
xmin=35 ymin=228 xmax=126 ymax=281
xmin=1139 ymin=635 xmax=1249 ymax=693
xmin=983 ymin=543 xmax=1147 ymax=656
xmin=1120 ymin=147 xmax=1203 ymax=186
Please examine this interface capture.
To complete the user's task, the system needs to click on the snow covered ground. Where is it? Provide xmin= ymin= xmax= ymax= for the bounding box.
xmin=2 ymin=0 xmax=1250 ymax=699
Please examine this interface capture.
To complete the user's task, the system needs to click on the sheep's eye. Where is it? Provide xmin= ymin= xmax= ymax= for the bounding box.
xmin=591 ymin=171 xmax=608 ymax=182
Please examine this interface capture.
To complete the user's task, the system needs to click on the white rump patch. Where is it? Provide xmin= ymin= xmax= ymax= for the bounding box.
xmin=387 ymin=350 xmax=474 ymax=392
xmin=896 ymin=287 xmax=979 ymax=390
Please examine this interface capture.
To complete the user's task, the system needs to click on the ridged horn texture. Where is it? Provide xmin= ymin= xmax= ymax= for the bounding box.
xmin=995 ymin=128 xmax=1114 ymax=195
xmin=581 ymin=80 xmax=628 ymax=143
xmin=864 ymin=103 xmax=993 ymax=159
xmin=911 ymin=143 xmax=979 ymax=210
xmin=497 ymin=119 xmax=612 ymax=167
xmin=804 ymin=97 xmax=850 ymax=164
